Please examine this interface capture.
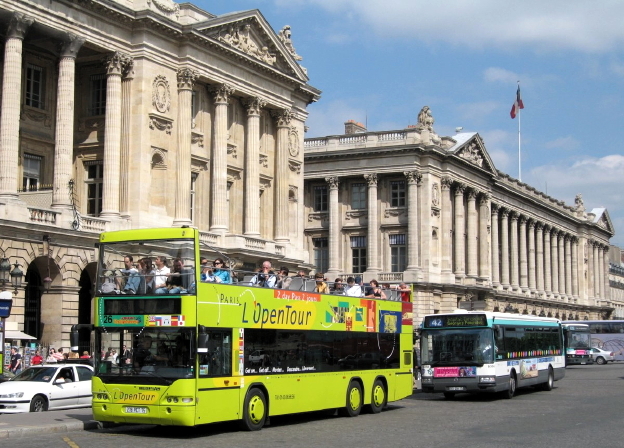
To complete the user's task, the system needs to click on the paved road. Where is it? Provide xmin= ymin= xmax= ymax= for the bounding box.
xmin=2 ymin=363 xmax=623 ymax=447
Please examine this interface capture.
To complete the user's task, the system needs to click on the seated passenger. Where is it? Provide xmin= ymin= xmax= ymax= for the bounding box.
xmin=137 ymin=258 xmax=155 ymax=294
xmin=166 ymin=258 xmax=194 ymax=292
xmin=203 ymin=258 xmax=232 ymax=284
xmin=153 ymin=256 xmax=171 ymax=294
xmin=344 ymin=277 xmax=363 ymax=297
xmin=120 ymin=255 xmax=140 ymax=294
xmin=365 ymin=279 xmax=386 ymax=299
xmin=249 ymin=261 xmax=276 ymax=288
xmin=314 ymin=273 xmax=330 ymax=294
xmin=274 ymin=267 xmax=292 ymax=289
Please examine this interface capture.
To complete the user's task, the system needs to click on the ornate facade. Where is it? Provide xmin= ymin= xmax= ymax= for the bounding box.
xmin=303 ymin=108 xmax=616 ymax=325
xmin=0 ymin=1 xmax=319 ymax=347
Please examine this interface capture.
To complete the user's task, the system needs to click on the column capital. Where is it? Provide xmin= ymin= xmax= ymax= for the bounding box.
xmin=510 ymin=211 xmax=519 ymax=221
xmin=59 ymin=32 xmax=85 ymax=59
xmin=479 ymin=193 xmax=490 ymax=205
xmin=491 ymin=203 xmax=499 ymax=214
xmin=7 ymin=12 xmax=34 ymax=40
xmin=501 ymin=208 xmax=510 ymax=219
xmin=519 ymin=215 xmax=527 ymax=225
xmin=441 ymin=176 xmax=453 ymax=190
xmin=543 ymin=224 xmax=551 ymax=232
xmin=243 ymin=97 xmax=267 ymax=116
xmin=454 ymin=182 xmax=466 ymax=196
xmin=364 ymin=173 xmax=378 ymax=187
xmin=177 ymin=68 xmax=198 ymax=91
xmin=467 ymin=188 xmax=478 ymax=200
xmin=270 ymin=108 xmax=292 ymax=127
xmin=536 ymin=222 xmax=544 ymax=231
xmin=325 ymin=176 xmax=340 ymax=190
xmin=103 ymin=51 xmax=132 ymax=76
xmin=551 ymin=227 xmax=560 ymax=237
xmin=210 ymin=83 xmax=235 ymax=104
xmin=571 ymin=235 xmax=578 ymax=244
xmin=403 ymin=170 xmax=421 ymax=185
xmin=528 ymin=219 xmax=536 ymax=229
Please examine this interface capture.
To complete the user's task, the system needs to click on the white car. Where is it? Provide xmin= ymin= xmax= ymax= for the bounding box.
xmin=0 ymin=363 xmax=93 ymax=413
xmin=589 ymin=347 xmax=615 ymax=365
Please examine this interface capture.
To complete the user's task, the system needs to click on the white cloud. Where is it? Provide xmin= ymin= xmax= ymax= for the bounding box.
xmin=304 ymin=0 xmax=624 ymax=53
xmin=483 ymin=68 xmax=520 ymax=84
xmin=544 ymin=136 xmax=581 ymax=150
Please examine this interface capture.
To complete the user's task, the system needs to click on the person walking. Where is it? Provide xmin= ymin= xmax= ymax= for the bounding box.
xmin=9 ymin=347 xmax=22 ymax=375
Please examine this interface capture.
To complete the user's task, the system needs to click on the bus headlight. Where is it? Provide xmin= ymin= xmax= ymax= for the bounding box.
xmin=479 ymin=376 xmax=496 ymax=384
xmin=95 ymin=393 xmax=110 ymax=400
xmin=166 ymin=396 xmax=193 ymax=404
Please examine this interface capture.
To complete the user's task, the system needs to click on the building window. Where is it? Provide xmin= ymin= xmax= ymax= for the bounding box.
xmin=90 ymin=74 xmax=107 ymax=116
xmin=389 ymin=234 xmax=407 ymax=272
xmin=351 ymin=183 xmax=366 ymax=209
xmin=22 ymin=154 xmax=42 ymax=191
xmin=313 ymin=237 xmax=329 ymax=274
xmin=190 ymin=172 xmax=198 ymax=223
xmin=351 ymin=236 xmax=367 ymax=274
xmin=86 ymin=162 xmax=103 ymax=216
xmin=313 ymin=186 xmax=328 ymax=212
xmin=25 ymin=64 xmax=45 ymax=109
xmin=390 ymin=181 xmax=406 ymax=207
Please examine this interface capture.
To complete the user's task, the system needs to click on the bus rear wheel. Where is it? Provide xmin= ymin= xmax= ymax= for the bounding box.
xmin=240 ymin=388 xmax=267 ymax=431
xmin=367 ymin=379 xmax=387 ymax=414
xmin=541 ymin=367 xmax=554 ymax=391
xmin=339 ymin=380 xmax=363 ymax=417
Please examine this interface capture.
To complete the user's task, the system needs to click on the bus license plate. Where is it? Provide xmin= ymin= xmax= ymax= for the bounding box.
xmin=448 ymin=387 xmax=465 ymax=391
xmin=125 ymin=406 xmax=148 ymax=414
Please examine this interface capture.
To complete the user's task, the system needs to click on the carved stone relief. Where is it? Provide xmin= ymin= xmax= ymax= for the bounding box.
xmin=288 ymin=127 xmax=300 ymax=156
xmin=458 ymin=141 xmax=484 ymax=167
xmin=288 ymin=159 xmax=301 ymax=174
xmin=217 ymin=23 xmax=277 ymax=66
xmin=152 ymin=75 xmax=171 ymax=113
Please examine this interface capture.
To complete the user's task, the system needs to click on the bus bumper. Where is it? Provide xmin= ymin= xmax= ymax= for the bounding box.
xmin=93 ymin=403 xmax=196 ymax=426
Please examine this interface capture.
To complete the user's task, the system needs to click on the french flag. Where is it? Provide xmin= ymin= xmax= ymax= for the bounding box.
xmin=510 ymin=85 xmax=524 ymax=119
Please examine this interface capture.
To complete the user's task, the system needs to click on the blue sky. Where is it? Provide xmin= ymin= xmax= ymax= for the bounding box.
xmin=199 ymin=0 xmax=624 ymax=248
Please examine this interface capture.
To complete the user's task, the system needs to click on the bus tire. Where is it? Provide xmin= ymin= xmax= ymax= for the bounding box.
xmin=339 ymin=380 xmax=363 ymax=417
xmin=240 ymin=388 xmax=267 ymax=431
xmin=541 ymin=367 xmax=554 ymax=391
xmin=503 ymin=372 xmax=516 ymax=399
xmin=368 ymin=379 xmax=387 ymax=414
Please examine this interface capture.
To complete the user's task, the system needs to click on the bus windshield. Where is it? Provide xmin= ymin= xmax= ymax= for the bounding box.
xmin=95 ymin=328 xmax=196 ymax=385
xmin=421 ymin=328 xmax=494 ymax=366
xmin=567 ymin=330 xmax=591 ymax=349
xmin=96 ymin=239 xmax=196 ymax=297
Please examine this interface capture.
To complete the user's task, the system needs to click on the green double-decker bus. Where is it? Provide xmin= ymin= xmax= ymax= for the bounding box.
xmin=73 ymin=228 xmax=414 ymax=430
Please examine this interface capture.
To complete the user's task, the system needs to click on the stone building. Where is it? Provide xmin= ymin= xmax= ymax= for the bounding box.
xmin=303 ymin=108 xmax=616 ymax=324
xmin=608 ymin=246 xmax=624 ymax=319
xmin=0 ymin=0 xmax=319 ymax=348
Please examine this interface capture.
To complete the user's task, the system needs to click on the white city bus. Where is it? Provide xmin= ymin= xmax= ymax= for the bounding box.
xmin=420 ymin=311 xmax=566 ymax=399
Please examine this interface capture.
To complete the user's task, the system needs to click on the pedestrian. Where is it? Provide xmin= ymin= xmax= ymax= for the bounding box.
xmin=31 ymin=350 xmax=44 ymax=365
xmin=9 ymin=347 xmax=22 ymax=375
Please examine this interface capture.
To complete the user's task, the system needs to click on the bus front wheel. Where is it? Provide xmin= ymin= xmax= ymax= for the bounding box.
xmin=240 ymin=388 xmax=267 ymax=431
xmin=339 ymin=380 xmax=363 ymax=417
xmin=503 ymin=372 xmax=516 ymax=399
xmin=541 ymin=367 xmax=554 ymax=391
xmin=368 ymin=379 xmax=387 ymax=414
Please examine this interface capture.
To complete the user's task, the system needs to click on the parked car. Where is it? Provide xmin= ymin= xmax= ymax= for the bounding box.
xmin=0 ymin=363 xmax=93 ymax=413
xmin=589 ymin=347 xmax=615 ymax=365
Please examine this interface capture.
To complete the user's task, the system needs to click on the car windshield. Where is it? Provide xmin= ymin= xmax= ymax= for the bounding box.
xmin=12 ymin=367 xmax=58 ymax=382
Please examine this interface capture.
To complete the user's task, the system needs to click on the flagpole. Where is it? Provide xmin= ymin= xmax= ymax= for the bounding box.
xmin=518 ymin=81 xmax=521 ymax=181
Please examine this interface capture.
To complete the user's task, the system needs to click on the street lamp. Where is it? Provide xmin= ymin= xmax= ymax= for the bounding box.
xmin=42 ymin=235 xmax=53 ymax=293
xmin=1 ymin=258 xmax=23 ymax=295
xmin=0 ymin=258 xmax=9 ymax=284
xmin=10 ymin=262 xmax=23 ymax=294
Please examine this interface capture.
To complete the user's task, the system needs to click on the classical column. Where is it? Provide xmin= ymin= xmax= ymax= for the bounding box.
xmin=500 ymin=209 xmax=510 ymax=287
xmin=519 ymin=216 xmax=528 ymax=290
xmin=453 ymin=183 xmax=466 ymax=277
xmin=243 ymin=97 xmax=265 ymax=236
xmin=544 ymin=225 xmax=552 ymax=293
xmin=272 ymin=108 xmax=292 ymax=243
xmin=119 ymin=58 xmax=135 ymax=218
xmin=528 ymin=220 xmax=536 ymax=291
xmin=551 ymin=230 xmax=559 ymax=295
xmin=478 ymin=194 xmax=490 ymax=280
xmin=441 ymin=177 xmax=453 ymax=280
xmin=364 ymin=173 xmax=380 ymax=273
xmin=571 ymin=237 xmax=579 ymax=298
xmin=52 ymin=33 xmax=85 ymax=210
xmin=558 ymin=232 xmax=566 ymax=296
xmin=100 ymin=52 xmax=130 ymax=218
xmin=564 ymin=235 xmax=572 ymax=297
xmin=466 ymin=189 xmax=478 ymax=277
xmin=210 ymin=84 xmax=235 ymax=233
xmin=326 ymin=177 xmax=341 ymax=276
xmin=602 ymin=246 xmax=609 ymax=301
xmin=536 ymin=223 xmax=544 ymax=292
xmin=172 ymin=68 xmax=198 ymax=227
xmin=0 ymin=13 xmax=34 ymax=199
xmin=510 ymin=212 xmax=519 ymax=289
xmin=587 ymin=240 xmax=594 ymax=297
xmin=593 ymin=243 xmax=600 ymax=298
xmin=404 ymin=171 xmax=421 ymax=271
xmin=491 ymin=204 xmax=500 ymax=286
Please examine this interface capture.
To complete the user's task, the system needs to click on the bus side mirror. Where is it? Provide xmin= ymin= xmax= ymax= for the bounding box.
xmin=198 ymin=325 xmax=208 ymax=353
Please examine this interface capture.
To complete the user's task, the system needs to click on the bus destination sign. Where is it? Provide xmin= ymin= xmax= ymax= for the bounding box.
xmin=424 ymin=314 xmax=487 ymax=328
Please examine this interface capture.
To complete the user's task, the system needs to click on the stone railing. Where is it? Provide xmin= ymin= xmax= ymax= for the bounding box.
xmin=19 ymin=189 xmax=53 ymax=209
xmin=80 ymin=216 xmax=107 ymax=232
xmin=244 ymin=236 xmax=266 ymax=250
xmin=303 ymin=138 xmax=327 ymax=148
xmin=304 ymin=128 xmax=422 ymax=153
xmin=28 ymin=207 xmax=59 ymax=225
xmin=199 ymin=231 xmax=219 ymax=246
xmin=339 ymin=135 xmax=367 ymax=145
xmin=377 ymin=131 xmax=406 ymax=142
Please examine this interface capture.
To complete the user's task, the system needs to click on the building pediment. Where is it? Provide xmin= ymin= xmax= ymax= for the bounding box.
xmin=591 ymin=208 xmax=615 ymax=235
xmin=448 ymin=133 xmax=497 ymax=175
xmin=195 ymin=11 xmax=308 ymax=82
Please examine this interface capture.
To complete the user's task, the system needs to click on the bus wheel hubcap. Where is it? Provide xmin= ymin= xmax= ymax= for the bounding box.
xmin=249 ymin=396 xmax=265 ymax=423
xmin=349 ymin=388 xmax=361 ymax=409
xmin=373 ymin=386 xmax=384 ymax=406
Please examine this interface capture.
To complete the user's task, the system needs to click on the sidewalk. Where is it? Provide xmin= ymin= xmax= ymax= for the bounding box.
xmin=0 ymin=407 xmax=100 ymax=439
